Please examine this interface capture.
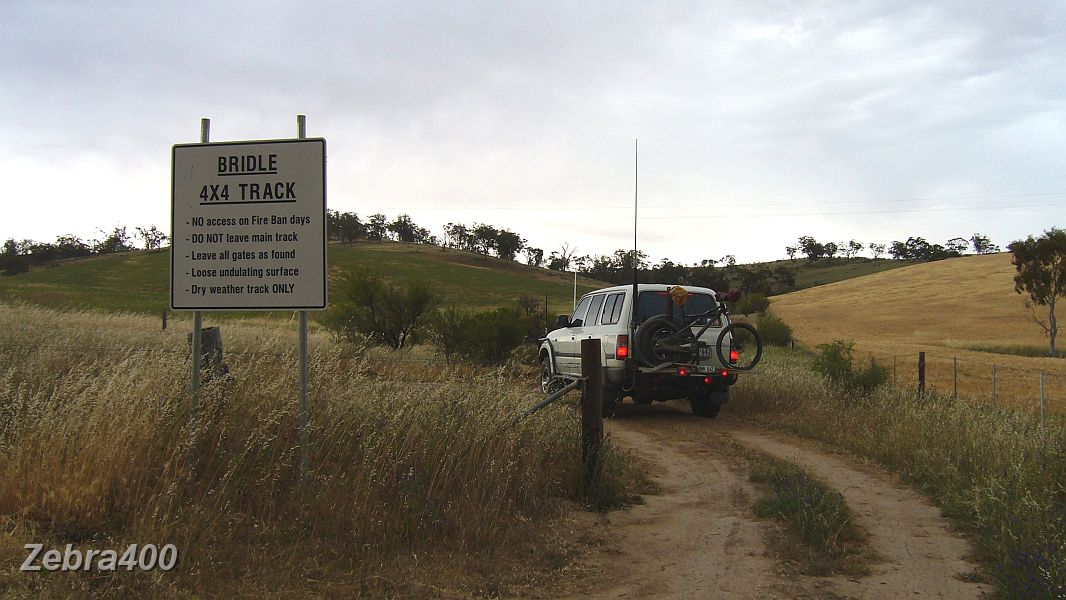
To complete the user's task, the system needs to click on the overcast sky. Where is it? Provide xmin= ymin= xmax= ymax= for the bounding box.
xmin=2 ymin=1 xmax=1064 ymax=264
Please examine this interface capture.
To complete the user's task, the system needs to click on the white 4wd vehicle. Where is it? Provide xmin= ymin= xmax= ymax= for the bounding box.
xmin=538 ymin=284 xmax=761 ymax=418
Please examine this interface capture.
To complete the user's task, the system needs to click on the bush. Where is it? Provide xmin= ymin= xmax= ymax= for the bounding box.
xmin=429 ymin=306 xmax=527 ymax=364
xmin=814 ymin=340 xmax=887 ymax=394
xmin=0 ymin=253 xmax=29 ymax=276
xmin=428 ymin=305 xmax=473 ymax=364
xmin=466 ymin=307 xmax=527 ymax=363
xmin=734 ymin=293 xmax=770 ymax=315
xmin=321 ymin=269 xmax=439 ymax=349
xmin=756 ymin=312 xmax=793 ymax=346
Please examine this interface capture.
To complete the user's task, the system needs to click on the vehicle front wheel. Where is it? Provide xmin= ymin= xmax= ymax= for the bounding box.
xmin=540 ymin=355 xmax=562 ymax=394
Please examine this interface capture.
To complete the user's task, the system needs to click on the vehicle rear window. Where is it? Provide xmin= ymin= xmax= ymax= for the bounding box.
xmin=636 ymin=291 xmax=718 ymax=324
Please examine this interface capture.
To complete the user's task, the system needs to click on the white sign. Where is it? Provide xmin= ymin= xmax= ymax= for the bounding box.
xmin=171 ymin=139 xmax=327 ymax=310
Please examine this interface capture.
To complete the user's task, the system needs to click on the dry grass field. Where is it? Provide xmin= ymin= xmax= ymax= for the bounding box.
xmin=0 ymin=302 xmax=635 ymax=598
xmin=770 ymin=253 xmax=1065 ymax=414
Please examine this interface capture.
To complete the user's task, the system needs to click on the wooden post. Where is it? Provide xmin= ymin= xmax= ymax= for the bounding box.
xmin=893 ymin=355 xmax=897 ymax=382
xmin=953 ymin=357 xmax=957 ymax=400
xmin=544 ymin=293 xmax=549 ymax=336
xmin=1040 ymin=373 xmax=1046 ymax=424
xmin=580 ymin=338 xmax=604 ymax=488
xmin=162 ymin=310 xmax=168 ymax=331
xmin=992 ymin=364 xmax=997 ymax=406
xmin=918 ymin=352 xmax=925 ymax=399
xmin=187 ymin=327 xmax=228 ymax=383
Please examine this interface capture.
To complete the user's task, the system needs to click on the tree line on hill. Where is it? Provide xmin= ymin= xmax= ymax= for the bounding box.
xmin=786 ymin=233 xmax=1000 ymax=262
xmin=0 ymin=209 xmax=1006 ymax=297
xmin=327 ymin=210 xmax=803 ymax=294
xmin=0 ymin=226 xmax=168 ymax=276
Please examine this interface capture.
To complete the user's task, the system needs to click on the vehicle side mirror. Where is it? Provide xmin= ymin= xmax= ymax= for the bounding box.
xmin=555 ymin=314 xmax=571 ymax=328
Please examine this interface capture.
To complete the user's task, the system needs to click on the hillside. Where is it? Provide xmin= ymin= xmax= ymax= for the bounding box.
xmin=760 ymin=257 xmax=915 ymax=291
xmin=0 ymin=243 xmax=921 ymax=318
xmin=0 ymin=241 xmax=609 ymax=317
xmin=770 ymin=252 xmax=1064 ymax=412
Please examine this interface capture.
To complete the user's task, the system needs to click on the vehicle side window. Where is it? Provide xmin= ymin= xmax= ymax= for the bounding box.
xmin=601 ymin=292 xmax=625 ymax=325
xmin=571 ymin=296 xmax=592 ymax=326
xmin=586 ymin=294 xmax=605 ymax=328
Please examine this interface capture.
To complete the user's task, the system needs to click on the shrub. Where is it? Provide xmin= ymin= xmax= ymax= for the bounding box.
xmin=428 ymin=306 xmax=527 ymax=364
xmin=466 ymin=307 xmax=527 ymax=363
xmin=734 ymin=293 xmax=770 ymax=315
xmin=428 ymin=305 xmax=473 ymax=364
xmin=0 ymin=253 xmax=29 ymax=276
xmin=814 ymin=340 xmax=887 ymax=394
xmin=321 ymin=269 xmax=439 ymax=349
xmin=756 ymin=312 xmax=793 ymax=346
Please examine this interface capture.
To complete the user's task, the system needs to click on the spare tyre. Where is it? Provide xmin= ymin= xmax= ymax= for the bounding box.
xmin=634 ymin=316 xmax=696 ymax=367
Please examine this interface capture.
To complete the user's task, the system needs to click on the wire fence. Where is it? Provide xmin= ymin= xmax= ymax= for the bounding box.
xmin=6 ymin=336 xmax=1061 ymax=420
xmin=851 ymin=348 xmax=1064 ymax=420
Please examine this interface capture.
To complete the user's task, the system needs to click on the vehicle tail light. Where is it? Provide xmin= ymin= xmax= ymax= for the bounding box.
xmin=678 ymin=368 xmax=687 ymax=376
xmin=616 ymin=335 xmax=629 ymax=359
xmin=729 ymin=347 xmax=739 ymax=363
xmin=703 ymin=377 xmax=711 ymax=385
xmin=721 ymin=369 xmax=729 ymax=378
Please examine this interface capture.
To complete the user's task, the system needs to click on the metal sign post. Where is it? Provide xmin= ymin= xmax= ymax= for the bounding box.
xmin=171 ymin=116 xmax=327 ymax=495
xmin=297 ymin=114 xmax=310 ymax=492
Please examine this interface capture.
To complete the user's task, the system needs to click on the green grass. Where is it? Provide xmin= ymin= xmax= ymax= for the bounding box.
xmin=746 ymin=450 xmax=867 ymax=576
xmin=0 ymin=245 xmax=915 ymax=319
xmin=762 ymin=257 xmax=915 ymax=292
xmin=0 ymin=242 xmax=606 ymax=318
xmin=729 ymin=347 xmax=1066 ymax=599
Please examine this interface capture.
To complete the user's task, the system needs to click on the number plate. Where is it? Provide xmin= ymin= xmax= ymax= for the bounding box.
xmin=697 ymin=365 xmax=714 ymax=373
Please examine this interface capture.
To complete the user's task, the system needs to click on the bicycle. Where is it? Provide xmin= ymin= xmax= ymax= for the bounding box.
xmin=633 ymin=289 xmax=763 ymax=371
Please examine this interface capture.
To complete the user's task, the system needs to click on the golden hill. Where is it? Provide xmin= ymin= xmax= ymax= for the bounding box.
xmin=770 ymin=253 xmax=1064 ymax=414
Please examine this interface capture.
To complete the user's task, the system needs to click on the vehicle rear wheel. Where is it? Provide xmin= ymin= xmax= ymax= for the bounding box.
xmin=602 ymin=386 xmax=621 ymax=417
xmin=689 ymin=391 xmax=723 ymax=418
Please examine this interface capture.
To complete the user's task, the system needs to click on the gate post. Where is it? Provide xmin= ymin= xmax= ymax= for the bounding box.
xmin=581 ymin=339 xmax=604 ymax=487
xmin=918 ymin=352 xmax=926 ymax=399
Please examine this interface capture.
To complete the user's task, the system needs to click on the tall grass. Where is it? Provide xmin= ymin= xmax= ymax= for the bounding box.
xmin=729 ymin=347 xmax=1066 ymax=599
xmin=0 ymin=302 xmax=622 ymax=597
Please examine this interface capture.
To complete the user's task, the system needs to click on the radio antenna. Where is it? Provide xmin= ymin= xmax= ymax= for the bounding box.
xmin=631 ymin=139 xmax=639 ymax=334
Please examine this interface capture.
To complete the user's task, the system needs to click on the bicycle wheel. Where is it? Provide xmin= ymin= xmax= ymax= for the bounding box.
xmin=635 ymin=316 xmax=696 ymax=367
xmin=715 ymin=322 xmax=762 ymax=371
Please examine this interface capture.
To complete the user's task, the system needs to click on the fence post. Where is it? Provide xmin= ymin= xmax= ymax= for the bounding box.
xmin=1040 ymin=372 xmax=1046 ymax=424
xmin=162 ymin=310 xmax=168 ymax=331
xmin=953 ymin=357 xmax=957 ymax=400
xmin=992 ymin=364 xmax=997 ymax=406
xmin=893 ymin=355 xmax=897 ymax=382
xmin=580 ymin=339 xmax=603 ymax=488
xmin=918 ymin=352 xmax=925 ymax=399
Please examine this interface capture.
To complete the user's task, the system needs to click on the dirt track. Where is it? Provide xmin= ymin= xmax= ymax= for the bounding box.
xmin=562 ymin=402 xmax=989 ymax=599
